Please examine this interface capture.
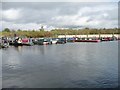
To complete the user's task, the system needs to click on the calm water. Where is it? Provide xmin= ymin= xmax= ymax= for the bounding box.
xmin=2 ymin=41 xmax=118 ymax=88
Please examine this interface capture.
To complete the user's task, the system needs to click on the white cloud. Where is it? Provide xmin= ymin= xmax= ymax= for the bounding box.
xmin=2 ymin=8 xmax=22 ymax=20
xmin=1 ymin=21 xmax=55 ymax=31
xmin=102 ymin=13 xmax=108 ymax=17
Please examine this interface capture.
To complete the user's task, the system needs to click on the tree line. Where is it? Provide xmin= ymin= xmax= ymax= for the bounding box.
xmin=1 ymin=28 xmax=120 ymax=38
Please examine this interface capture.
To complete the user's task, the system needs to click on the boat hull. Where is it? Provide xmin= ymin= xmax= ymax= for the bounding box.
xmin=75 ymin=40 xmax=101 ymax=42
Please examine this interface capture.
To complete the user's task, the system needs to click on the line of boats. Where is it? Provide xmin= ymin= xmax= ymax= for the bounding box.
xmin=0 ymin=36 xmax=119 ymax=48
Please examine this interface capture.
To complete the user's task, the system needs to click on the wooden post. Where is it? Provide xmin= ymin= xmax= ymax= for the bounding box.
xmin=112 ymin=32 xmax=114 ymax=37
xmin=99 ymin=30 xmax=101 ymax=39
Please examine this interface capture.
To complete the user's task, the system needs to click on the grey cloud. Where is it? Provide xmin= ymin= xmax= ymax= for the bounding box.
xmin=2 ymin=2 xmax=69 ymax=10
xmin=1 ymin=2 xmax=118 ymax=29
xmin=78 ymin=5 xmax=118 ymax=24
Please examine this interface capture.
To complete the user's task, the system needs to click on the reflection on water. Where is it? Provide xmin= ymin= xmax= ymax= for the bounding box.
xmin=0 ymin=49 xmax=2 ymax=89
xmin=2 ymin=42 xmax=118 ymax=88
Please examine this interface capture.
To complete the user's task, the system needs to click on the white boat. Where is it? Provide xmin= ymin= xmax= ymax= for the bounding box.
xmin=51 ymin=38 xmax=58 ymax=44
xmin=37 ymin=38 xmax=52 ymax=45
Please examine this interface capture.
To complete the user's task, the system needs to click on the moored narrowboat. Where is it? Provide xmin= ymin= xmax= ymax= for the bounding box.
xmin=75 ymin=38 xmax=101 ymax=43
xmin=22 ymin=38 xmax=34 ymax=46
xmin=67 ymin=38 xmax=75 ymax=42
xmin=56 ymin=38 xmax=66 ymax=44
xmin=37 ymin=38 xmax=52 ymax=45
xmin=51 ymin=38 xmax=59 ymax=44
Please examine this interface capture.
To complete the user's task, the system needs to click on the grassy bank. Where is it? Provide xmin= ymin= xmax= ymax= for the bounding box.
xmin=0 ymin=28 xmax=119 ymax=38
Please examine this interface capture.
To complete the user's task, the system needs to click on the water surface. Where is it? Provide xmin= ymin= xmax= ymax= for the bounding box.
xmin=2 ymin=41 xmax=118 ymax=88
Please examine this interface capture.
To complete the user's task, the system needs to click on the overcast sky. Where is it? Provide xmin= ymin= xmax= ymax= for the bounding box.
xmin=1 ymin=0 xmax=119 ymax=31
